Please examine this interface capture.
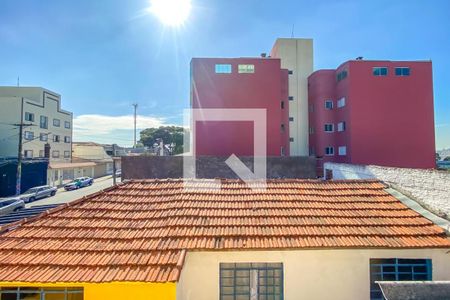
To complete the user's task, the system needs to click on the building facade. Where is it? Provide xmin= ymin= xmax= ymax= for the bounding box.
xmin=308 ymin=60 xmax=435 ymax=170
xmin=270 ymin=38 xmax=314 ymax=156
xmin=190 ymin=57 xmax=290 ymax=156
xmin=0 ymin=87 xmax=73 ymax=162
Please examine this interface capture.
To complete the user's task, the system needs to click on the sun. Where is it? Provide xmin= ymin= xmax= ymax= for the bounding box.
xmin=150 ymin=0 xmax=192 ymax=26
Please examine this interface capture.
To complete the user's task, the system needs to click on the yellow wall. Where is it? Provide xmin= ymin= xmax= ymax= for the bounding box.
xmin=177 ymin=248 xmax=450 ymax=300
xmin=0 ymin=281 xmax=176 ymax=300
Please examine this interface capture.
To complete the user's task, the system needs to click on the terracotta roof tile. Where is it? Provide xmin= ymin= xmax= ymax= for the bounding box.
xmin=0 ymin=179 xmax=449 ymax=283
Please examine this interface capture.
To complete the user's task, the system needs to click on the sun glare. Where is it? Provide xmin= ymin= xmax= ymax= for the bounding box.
xmin=150 ymin=0 xmax=192 ymax=26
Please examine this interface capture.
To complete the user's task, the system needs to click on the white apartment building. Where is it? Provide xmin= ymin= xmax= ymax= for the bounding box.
xmin=271 ymin=38 xmax=313 ymax=156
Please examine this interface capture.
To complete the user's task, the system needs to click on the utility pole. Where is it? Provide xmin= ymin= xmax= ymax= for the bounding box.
xmin=14 ymin=122 xmax=33 ymax=195
xmin=112 ymin=144 xmax=117 ymax=185
xmin=132 ymin=103 xmax=138 ymax=148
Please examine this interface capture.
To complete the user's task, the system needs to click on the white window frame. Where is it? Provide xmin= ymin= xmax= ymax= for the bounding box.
xmin=64 ymin=136 xmax=71 ymax=143
xmin=337 ymin=122 xmax=346 ymax=132
xmin=325 ymin=100 xmax=333 ymax=110
xmin=215 ymin=64 xmax=232 ymax=74
xmin=338 ymin=146 xmax=347 ymax=156
xmin=325 ymin=146 xmax=334 ymax=156
xmin=324 ymin=123 xmax=334 ymax=133
xmin=24 ymin=131 xmax=34 ymax=140
xmin=337 ymin=97 xmax=346 ymax=108
xmin=53 ymin=135 xmax=60 ymax=143
xmin=373 ymin=67 xmax=388 ymax=76
xmin=238 ymin=64 xmax=255 ymax=73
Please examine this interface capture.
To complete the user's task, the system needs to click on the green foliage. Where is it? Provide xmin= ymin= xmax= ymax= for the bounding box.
xmin=444 ymin=156 xmax=450 ymax=161
xmin=436 ymin=152 xmax=441 ymax=161
xmin=139 ymin=126 xmax=184 ymax=155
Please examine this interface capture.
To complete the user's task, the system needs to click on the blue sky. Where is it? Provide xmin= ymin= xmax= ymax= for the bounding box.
xmin=0 ymin=0 xmax=449 ymax=149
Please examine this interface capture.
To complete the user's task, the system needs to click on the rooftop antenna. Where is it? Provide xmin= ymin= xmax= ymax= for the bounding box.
xmin=291 ymin=24 xmax=295 ymax=38
xmin=132 ymin=103 xmax=138 ymax=148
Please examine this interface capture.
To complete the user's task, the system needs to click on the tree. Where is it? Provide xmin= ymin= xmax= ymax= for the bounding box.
xmin=139 ymin=126 xmax=184 ymax=155
xmin=436 ymin=153 xmax=441 ymax=161
xmin=444 ymin=156 xmax=450 ymax=162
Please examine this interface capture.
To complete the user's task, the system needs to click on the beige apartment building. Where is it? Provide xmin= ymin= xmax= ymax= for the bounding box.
xmin=0 ymin=86 xmax=76 ymax=186
xmin=271 ymin=38 xmax=313 ymax=156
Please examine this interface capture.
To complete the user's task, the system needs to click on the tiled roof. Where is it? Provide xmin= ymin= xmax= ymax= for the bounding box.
xmin=0 ymin=179 xmax=448 ymax=283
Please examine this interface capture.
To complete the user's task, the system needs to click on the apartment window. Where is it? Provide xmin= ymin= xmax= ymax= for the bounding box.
xmin=373 ymin=67 xmax=388 ymax=76
xmin=309 ymin=127 xmax=314 ymax=134
xmin=324 ymin=123 xmax=334 ymax=132
xmin=336 ymin=69 xmax=348 ymax=82
xmin=288 ymin=96 xmax=294 ymax=101
xmin=40 ymin=133 xmax=48 ymax=142
xmin=395 ymin=67 xmax=410 ymax=76
xmin=238 ymin=64 xmax=255 ymax=73
xmin=52 ymin=150 xmax=60 ymax=158
xmin=53 ymin=118 xmax=60 ymax=127
xmin=337 ymin=97 xmax=346 ymax=108
xmin=338 ymin=146 xmax=347 ymax=156
xmin=325 ymin=146 xmax=334 ymax=156
xmin=289 ymin=137 xmax=294 ymax=142
xmin=220 ymin=263 xmax=283 ymax=300
xmin=337 ymin=121 xmax=346 ymax=132
xmin=325 ymin=100 xmax=333 ymax=110
xmin=64 ymin=151 xmax=71 ymax=158
xmin=24 ymin=150 xmax=33 ymax=158
xmin=53 ymin=135 xmax=60 ymax=142
xmin=64 ymin=136 xmax=71 ymax=143
xmin=40 ymin=116 xmax=48 ymax=129
xmin=370 ymin=259 xmax=431 ymax=300
xmin=280 ymin=101 xmax=285 ymax=109
xmin=65 ymin=121 xmax=71 ymax=129
xmin=24 ymin=112 xmax=34 ymax=122
xmin=280 ymin=124 xmax=285 ymax=133
xmin=289 ymin=117 xmax=294 ymax=122
xmin=215 ymin=64 xmax=232 ymax=74
xmin=0 ymin=287 xmax=83 ymax=300
xmin=288 ymin=70 xmax=293 ymax=75
xmin=24 ymin=131 xmax=34 ymax=140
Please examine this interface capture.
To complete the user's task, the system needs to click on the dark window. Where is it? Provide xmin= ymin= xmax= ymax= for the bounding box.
xmin=325 ymin=146 xmax=334 ymax=156
xmin=53 ymin=135 xmax=60 ymax=142
xmin=65 ymin=121 xmax=71 ymax=129
xmin=325 ymin=100 xmax=333 ymax=110
xmin=40 ymin=133 xmax=48 ymax=142
xmin=288 ymin=96 xmax=294 ymax=101
xmin=289 ymin=117 xmax=294 ymax=122
xmin=395 ymin=67 xmax=410 ymax=76
xmin=220 ymin=263 xmax=283 ymax=300
xmin=370 ymin=258 xmax=431 ymax=300
xmin=288 ymin=70 xmax=293 ymax=75
xmin=309 ymin=127 xmax=314 ymax=135
xmin=289 ymin=137 xmax=294 ymax=142
xmin=0 ymin=287 xmax=83 ymax=300
xmin=24 ymin=150 xmax=33 ymax=158
xmin=280 ymin=101 xmax=285 ymax=109
xmin=373 ymin=67 xmax=388 ymax=76
xmin=24 ymin=112 xmax=34 ymax=122
xmin=324 ymin=124 xmax=334 ymax=132
xmin=24 ymin=131 xmax=34 ymax=140
xmin=64 ymin=136 xmax=71 ymax=143
xmin=40 ymin=116 xmax=48 ymax=129
xmin=336 ymin=69 xmax=348 ymax=82
xmin=280 ymin=124 xmax=285 ymax=133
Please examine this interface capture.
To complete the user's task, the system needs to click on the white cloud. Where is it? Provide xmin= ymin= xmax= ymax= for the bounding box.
xmin=73 ymin=114 xmax=170 ymax=146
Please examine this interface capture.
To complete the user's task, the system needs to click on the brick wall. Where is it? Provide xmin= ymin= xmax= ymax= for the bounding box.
xmin=324 ymin=162 xmax=450 ymax=219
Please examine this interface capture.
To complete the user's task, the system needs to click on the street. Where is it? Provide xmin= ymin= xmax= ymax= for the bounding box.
xmin=26 ymin=175 xmax=120 ymax=208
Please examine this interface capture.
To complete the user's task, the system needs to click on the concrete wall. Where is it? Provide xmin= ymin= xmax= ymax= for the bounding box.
xmin=177 ymin=249 xmax=450 ymax=300
xmin=324 ymin=162 xmax=450 ymax=218
xmin=122 ymin=156 xmax=316 ymax=179
xmin=271 ymin=38 xmax=314 ymax=156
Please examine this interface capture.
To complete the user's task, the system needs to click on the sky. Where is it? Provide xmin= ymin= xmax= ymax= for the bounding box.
xmin=0 ymin=0 xmax=449 ymax=149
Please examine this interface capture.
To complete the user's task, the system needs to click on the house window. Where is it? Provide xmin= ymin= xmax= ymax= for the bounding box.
xmin=52 ymin=150 xmax=60 ymax=158
xmin=40 ymin=133 xmax=48 ymax=142
xmin=64 ymin=136 xmax=71 ymax=143
xmin=215 ymin=64 xmax=232 ymax=74
xmin=338 ymin=146 xmax=347 ymax=156
xmin=238 ymin=64 xmax=255 ymax=73
xmin=40 ymin=116 xmax=48 ymax=129
xmin=324 ymin=123 xmax=334 ymax=132
xmin=64 ymin=151 xmax=71 ymax=158
xmin=220 ymin=263 xmax=283 ymax=300
xmin=395 ymin=67 xmax=410 ymax=76
xmin=24 ymin=131 xmax=34 ymax=140
xmin=336 ymin=69 xmax=348 ymax=82
xmin=65 ymin=121 xmax=71 ymax=129
xmin=289 ymin=137 xmax=294 ymax=142
xmin=0 ymin=287 xmax=83 ymax=300
xmin=370 ymin=259 xmax=431 ymax=300
xmin=337 ymin=97 xmax=346 ymax=108
xmin=24 ymin=112 xmax=34 ymax=122
xmin=288 ymin=96 xmax=294 ymax=101
xmin=39 ymin=150 xmax=45 ymax=157
xmin=280 ymin=101 xmax=284 ymax=109
xmin=24 ymin=150 xmax=33 ymax=158
xmin=338 ymin=121 xmax=346 ymax=132
xmin=325 ymin=146 xmax=334 ymax=156
xmin=288 ymin=70 xmax=293 ymax=75
xmin=289 ymin=117 xmax=294 ymax=122
xmin=53 ymin=135 xmax=60 ymax=143
xmin=325 ymin=100 xmax=333 ymax=110
xmin=373 ymin=67 xmax=388 ymax=76
xmin=53 ymin=118 xmax=61 ymax=127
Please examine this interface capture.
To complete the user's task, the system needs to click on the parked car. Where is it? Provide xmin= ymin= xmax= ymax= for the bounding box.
xmin=115 ymin=169 xmax=122 ymax=177
xmin=19 ymin=185 xmax=57 ymax=203
xmin=0 ymin=198 xmax=25 ymax=216
xmin=64 ymin=177 xmax=94 ymax=191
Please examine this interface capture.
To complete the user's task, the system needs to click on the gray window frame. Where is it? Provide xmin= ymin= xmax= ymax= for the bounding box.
xmin=53 ymin=118 xmax=61 ymax=127
xmin=24 ymin=112 xmax=34 ymax=122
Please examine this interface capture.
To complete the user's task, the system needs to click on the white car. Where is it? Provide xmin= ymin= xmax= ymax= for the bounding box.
xmin=0 ymin=198 xmax=25 ymax=216
xmin=19 ymin=185 xmax=57 ymax=203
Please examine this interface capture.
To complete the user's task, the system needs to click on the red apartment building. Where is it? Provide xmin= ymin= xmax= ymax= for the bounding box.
xmin=191 ymin=57 xmax=290 ymax=156
xmin=308 ymin=60 xmax=435 ymax=169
